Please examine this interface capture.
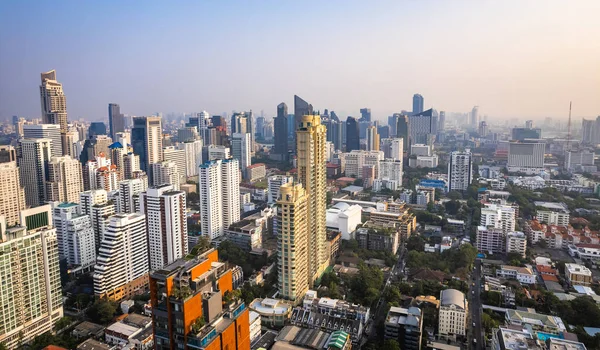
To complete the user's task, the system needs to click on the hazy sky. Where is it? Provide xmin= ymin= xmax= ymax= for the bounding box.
xmin=1 ymin=1 xmax=599 ymax=122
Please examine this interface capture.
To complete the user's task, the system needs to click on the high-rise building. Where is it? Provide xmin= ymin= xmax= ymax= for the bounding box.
xmin=198 ymin=159 xmax=241 ymax=239
xmin=119 ymin=179 xmax=147 ymax=214
xmin=268 ymin=174 xmax=293 ymax=205
xmin=108 ymin=103 xmax=125 ymax=138
xmin=277 ymin=182 xmax=309 ymax=303
xmin=438 ymin=289 xmax=468 ymax=339
xmin=89 ymin=122 xmax=108 ymax=138
xmin=40 ymin=70 xmax=68 ymax=154
xmin=0 ymin=162 xmax=26 ymax=226
xmin=91 ymin=199 xmax=116 ymax=251
xmin=293 ymin=95 xmax=313 ymax=154
xmin=480 ymin=203 xmax=516 ymax=233
xmin=79 ymin=189 xmax=108 ymax=218
xmin=176 ymin=140 xmax=202 ymax=178
xmin=0 ymin=145 xmax=17 ymax=164
xmin=274 ymin=102 xmax=289 ymax=161
xmin=438 ymin=111 xmax=446 ymax=131
xmin=345 ymin=117 xmax=360 ymax=152
xmin=409 ymin=109 xmax=434 ymax=147
xmin=85 ymin=154 xmax=118 ymax=192
xmin=470 ymin=106 xmax=479 ymax=128
xmin=207 ymin=144 xmax=231 ymax=161
xmin=140 ymin=184 xmax=187 ymax=270
xmin=19 ymin=138 xmax=53 ymax=207
xmin=507 ymin=142 xmax=545 ymax=174
xmin=478 ymin=121 xmax=488 ymax=137
xmin=296 ymin=115 xmax=328 ymax=285
xmin=162 ymin=146 xmax=187 ymax=184
xmin=149 ymin=248 xmax=251 ymax=350
xmin=52 ymin=202 xmax=96 ymax=273
xmin=152 ymin=161 xmax=181 ymax=190
xmin=46 ymin=155 xmax=84 ymax=203
xmin=360 ymin=108 xmax=371 ymax=122
xmin=23 ymin=124 xmax=62 ymax=158
xmin=381 ymin=138 xmax=404 ymax=160
xmin=448 ymin=150 xmax=473 ymax=192
xmin=131 ymin=116 xmax=163 ymax=175
xmin=123 ymin=152 xmax=141 ymax=179
xmin=93 ymin=213 xmax=149 ymax=300
xmin=412 ymin=94 xmax=424 ymax=115
xmin=396 ymin=114 xmax=410 ymax=152
xmin=366 ymin=126 xmax=380 ymax=151
xmin=232 ymin=133 xmax=252 ymax=173
xmin=190 ymin=111 xmax=211 ymax=141
xmin=0 ymin=206 xmax=63 ymax=348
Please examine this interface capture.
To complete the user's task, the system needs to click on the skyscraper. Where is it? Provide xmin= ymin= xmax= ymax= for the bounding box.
xmin=40 ymin=70 xmax=68 ymax=155
xmin=277 ymin=182 xmax=309 ymax=304
xmin=0 ymin=206 xmax=63 ymax=349
xmin=52 ymin=202 xmax=96 ymax=274
xmin=232 ymin=133 xmax=252 ymax=173
xmin=177 ymin=140 xmax=203 ymax=178
xmin=381 ymin=138 xmax=404 ymax=160
xmin=152 ymin=161 xmax=181 ymax=190
xmin=23 ymin=124 xmax=62 ymax=159
xmin=293 ymin=95 xmax=313 ymax=153
xmin=108 ymin=103 xmax=125 ymax=138
xmin=0 ymin=162 xmax=26 ymax=226
xmin=162 ymin=146 xmax=188 ymax=184
xmin=89 ymin=122 xmax=108 ymax=138
xmin=478 ymin=121 xmax=488 ymax=137
xmin=366 ymin=125 xmax=380 ymax=151
xmin=412 ymin=94 xmax=424 ymax=115
xmin=296 ymin=114 xmax=328 ymax=285
xmin=345 ymin=117 xmax=360 ymax=152
xmin=439 ymin=111 xmax=446 ymax=131
xmin=0 ymin=145 xmax=17 ymax=164
xmin=118 ymin=178 xmax=146 ymax=214
xmin=140 ymin=184 xmax=188 ymax=270
xmin=274 ymin=102 xmax=289 ymax=161
xmin=19 ymin=138 xmax=53 ymax=207
xmin=396 ymin=114 xmax=409 ymax=152
xmin=198 ymin=159 xmax=240 ymax=239
xmin=409 ymin=109 xmax=434 ymax=147
xmin=46 ymin=155 xmax=84 ymax=204
xmin=448 ymin=150 xmax=473 ymax=192
xmin=470 ymin=106 xmax=479 ymax=128
xmin=507 ymin=142 xmax=546 ymax=174
xmin=93 ymin=213 xmax=149 ymax=300
xmin=131 ymin=116 xmax=163 ymax=176
xmin=360 ymin=108 xmax=372 ymax=122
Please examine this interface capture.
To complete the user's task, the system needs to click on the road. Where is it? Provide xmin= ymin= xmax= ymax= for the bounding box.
xmin=469 ymin=258 xmax=483 ymax=350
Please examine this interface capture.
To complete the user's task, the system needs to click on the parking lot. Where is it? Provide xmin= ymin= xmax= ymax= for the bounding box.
xmin=531 ymin=247 xmax=575 ymax=263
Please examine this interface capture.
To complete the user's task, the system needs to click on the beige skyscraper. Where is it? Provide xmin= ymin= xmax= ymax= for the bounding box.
xmin=0 ymin=162 xmax=26 ymax=226
xmin=277 ymin=182 xmax=309 ymax=304
xmin=40 ymin=70 xmax=68 ymax=155
xmin=296 ymin=114 xmax=328 ymax=285
xmin=46 ymin=155 xmax=84 ymax=203
xmin=366 ymin=125 xmax=380 ymax=151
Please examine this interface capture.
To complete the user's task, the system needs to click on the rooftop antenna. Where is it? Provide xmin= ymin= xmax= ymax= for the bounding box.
xmin=566 ymin=101 xmax=572 ymax=152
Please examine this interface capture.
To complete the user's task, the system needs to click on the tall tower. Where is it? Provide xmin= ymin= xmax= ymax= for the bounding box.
xmin=19 ymin=138 xmax=53 ymax=207
xmin=40 ymin=70 xmax=68 ymax=155
xmin=108 ymin=103 xmax=125 ymax=138
xmin=277 ymin=182 xmax=309 ymax=304
xmin=52 ymin=203 xmax=96 ymax=273
xmin=0 ymin=162 xmax=26 ymax=226
xmin=23 ymin=124 xmax=62 ymax=159
xmin=471 ymin=106 xmax=479 ymax=128
xmin=360 ymin=108 xmax=372 ymax=122
xmin=345 ymin=117 xmax=360 ymax=152
xmin=366 ymin=125 xmax=380 ymax=151
xmin=131 ymin=116 xmax=163 ymax=176
xmin=293 ymin=95 xmax=313 ymax=154
xmin=274 ymin=103 xmax=289 ymax=161
xmin=412 ymin=94 xmax=424 ymax=115
xmin=396 ymin=114 xmax=410 ymax=152
xmin=232 ymin=133 xmax=251 ymax=174
xmin=151 ymin=161 xmax=181 ymax=190
xmin=448 ymin=150 xmax=473 ymax=192
xmin=46 ymin=155 xmax=84 ymax=204
xmin=296 ymin=114 xmax=328 ymax=285
xmin=140 ymin=184 xmax=188 ymax=270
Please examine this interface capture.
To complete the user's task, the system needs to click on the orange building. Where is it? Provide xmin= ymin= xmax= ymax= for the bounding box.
xmin=150 ymin=248 xmax=250 ymax=350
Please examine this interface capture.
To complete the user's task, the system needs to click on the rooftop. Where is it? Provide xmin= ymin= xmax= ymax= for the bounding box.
xmin=506 ymin=310 xmax=566 ymax=331
xmin=386 ymin=306 xmax=422 ymax=327
xmin=76 ymin=339 xmax=113 ymax=350
xmin=547 ymin=338 xmax=588 ymax=350
xmin=565 ymin=263 xmax=592 ymax=277
xmin=105 ymin=321 xmax=140 ymax=337
xmin=496 ymin=327 xmax=542 ymax=350
xmin=250 ymin=298 xmax=292 ymax=316
xmin=440 ymin=289 xmax=465 ymax=309
xmin=534 ymin=201 xmax=569 ymax=213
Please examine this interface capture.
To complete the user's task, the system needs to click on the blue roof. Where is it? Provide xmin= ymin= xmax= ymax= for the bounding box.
xmin=108 ymin=142 xmax=123 ymax=149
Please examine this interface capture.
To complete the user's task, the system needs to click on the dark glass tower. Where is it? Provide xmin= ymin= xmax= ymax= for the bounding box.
xmin=412 ymin=94 xmax=424 ymax=115
xmin=396 ymin=114 xmax=409 ymax=152
xmin=274 ymin=103 xmax=288 ymax=161
xmin=345 ymin=117 xmax=360 ymax=152
xmin=360 ymin=108 xmax=371 ymax=122
xmin=293 ymin=95 xmax=313 ymax=153
xmin=89 ymin=122 xmax=107 ymax=138
xmin=108 ymin=103 xmax=124 ymax=138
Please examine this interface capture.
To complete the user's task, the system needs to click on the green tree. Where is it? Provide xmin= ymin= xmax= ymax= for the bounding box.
xmin=482 ymin=312 xmax=499 ymax=331
xmin=86 ymin=299 xmax=118 ymax=324
xmin=54 ymin=316 xmax=72 ymax=331
xmin=382 ymin=339 xmax=401 ymax=350
xmin=447 ymin=191 xmax=463 ymax=200
xmin=0 ymin=342 xmax=7 ymax=350
xmin=406 ymin=235 xmax=425 ymax=252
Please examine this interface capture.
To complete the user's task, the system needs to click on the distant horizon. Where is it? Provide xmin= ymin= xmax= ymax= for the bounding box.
xmin=1 ymin=1 xmax=598 ymax=122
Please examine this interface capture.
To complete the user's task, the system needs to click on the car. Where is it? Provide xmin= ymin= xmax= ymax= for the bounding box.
xmin=472 ymin=290 xmax=475 ymax=295
xmin=473 ymin=322 xmax=476 ymax=327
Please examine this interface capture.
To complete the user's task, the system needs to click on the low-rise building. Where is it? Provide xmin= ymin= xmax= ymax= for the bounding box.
xmin=249 ymin=298 xmax=293 ymax=327
xmin=565 ymin=263 xmax=592 ymax=286
xmin=496 ymin=265 xmax=536 ymax=284
xmin=534 ymin=202 xmax=570 ymax=227
xmin=491 ymin=327 xmax=543 ymax=350
xmin=77 ymin=339 xmax=115 ymax=350
xmin=505 ymin=309 xmax=566 ymax=334
xmin=325 ymin=202 xmax=362 ymax=240
xmin=384 ymin=306 xmax=423 ymax=350
xmin=246 ymin=163 xmax=266 ymax=182
xmin=438 ymin=289 xmax=467 ymax=340
xmin=356 ymin=227 xmax=399 ymax=254
xmin=568 ymin=243 xmax=600 ymax=263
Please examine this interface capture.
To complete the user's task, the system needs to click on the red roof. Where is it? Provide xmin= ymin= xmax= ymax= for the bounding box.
xmin=576 ymin=243 xmax=600 ymax=249
xmin=43 ymin=346 xmax=68 ymax=350
xmin=246 ymin=163 xmax=265 ymax=169
xmin=541 ymin=274 xmax=559 ymax=282
xmin=536 ymin=265 xmax=557 ymax=275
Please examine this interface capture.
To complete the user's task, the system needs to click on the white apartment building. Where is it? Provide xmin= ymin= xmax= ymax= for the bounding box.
xmin=381 ymin=138 xmax=403 ymax=160
xmin=119 ymin=179 xmax=147 ymax=214
xmin=162 ymin=146 xmax=187 ymax=184
xmin=177 ymin=139 xmax=203 ymax=177
xmin=23 ymin=123 xmax=62 ymax=158
xmin=408 ymin=155 xmax=439 ymax=168
xmin=123 ymin=152 xmax=141 ymax=179
xmin=480 ymin=203 xmax=516 ymax=233
xmin=140 ymin=185 xmax=188 ymax=270
xmin=438 ymin=289 xmax=467 ymax=340
xmin=496 ymin=266 xmax=536 ymax=284
xmin=52 ymin=202 xmax=96 ymax=273
xmin=0 ymin=206 xmax=63 ymax=349
xmin=410 ymin=144 xmax=431 ymax=156
xmin=378 ymin=159 xmax=403 ymax=184
xmin=46 ymin=155 xmax=83 ymax=203
xmin=207 ymin=144 xmax=230 ymax=161
xmin=506 ymin=231 xmax=527 ymax=258
xmin=326 ymin=202 xmax=362 ymax=240
xmin=507 ymin=141 xmax=545 ymax=174
xmin=448 ymin=150 xmax=472 ymax=192
xmin=80 ymin=189 xmax=108 ymax=217
xmin=151 ymin=161 xmax=180 ymax=190
xmin=91 ymin=200 xmax=116 ymax=250
xmin=343 ymin=150 xmax=384 ymax=179
xmin=268 ymin=175 xmax=293 ymax=205
xmin=232 ymin=132 xmax=252 ymax=173
xmin=476 ymin=226 xmax=506 ymax=255
xmin=20 ymin=138 xmax=53 ymax=207
xmin=198 ymin=159 xmax=240 ymax=239
xmin=0 ymin=161 xmax=26 ymax=226
xmin=93 ymin=213 xmax=149 ymax=300
xmin=536 ymin=210 xmax=570 ymax=227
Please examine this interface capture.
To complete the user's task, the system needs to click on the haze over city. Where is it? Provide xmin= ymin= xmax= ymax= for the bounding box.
xmin=1 ymin=0 xmax=599 ymax=121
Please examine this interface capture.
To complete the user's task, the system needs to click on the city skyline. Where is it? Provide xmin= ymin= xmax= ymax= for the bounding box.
xmin=1 ymin=1 xmax=599 ymax=121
